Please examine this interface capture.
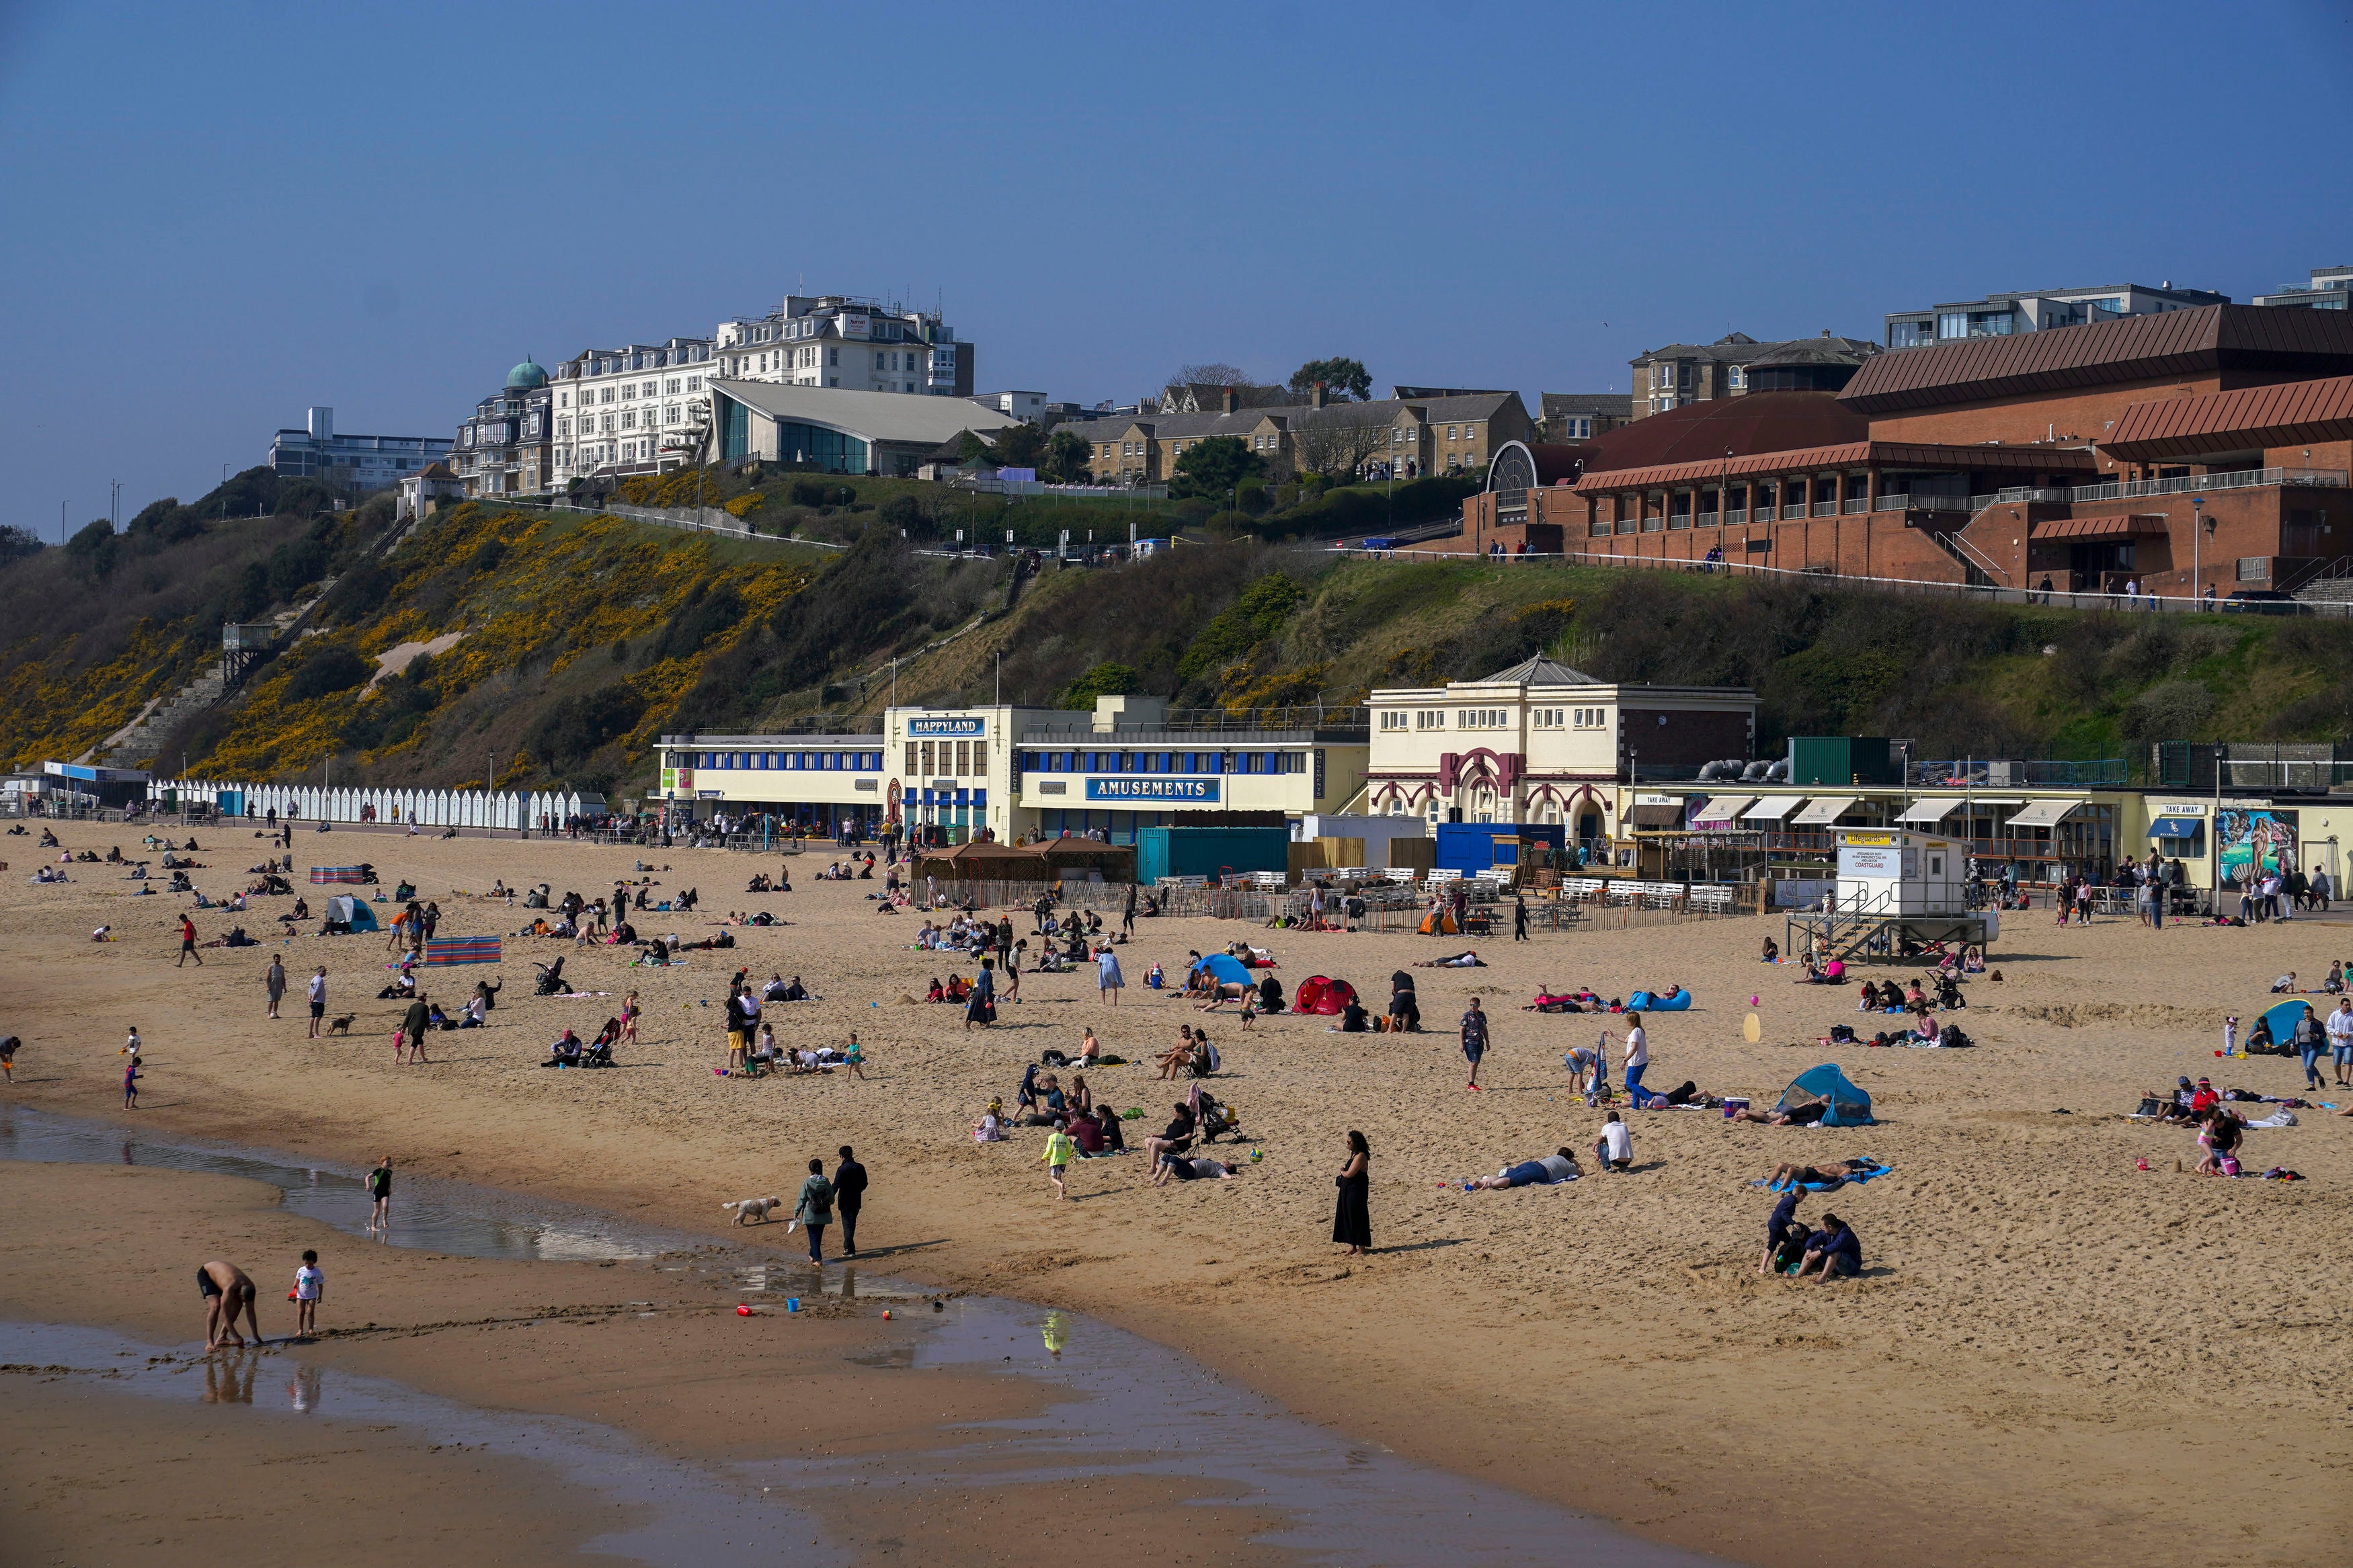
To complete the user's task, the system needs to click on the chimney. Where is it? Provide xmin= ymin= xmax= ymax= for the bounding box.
xmin=1311 ymin=381 xmax=1328 ymax=409
xmin=308 ymin=406 xmax=333 ymax=440
xmin=1222 ymin=385 xmax=1238 ymax=414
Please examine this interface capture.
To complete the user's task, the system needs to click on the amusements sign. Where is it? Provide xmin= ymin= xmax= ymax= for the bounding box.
xmin=2217 ymin=807 xmax=2297 ymax=891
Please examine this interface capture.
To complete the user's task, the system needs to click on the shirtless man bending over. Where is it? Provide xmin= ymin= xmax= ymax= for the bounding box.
xmin=199 ymin=1260 xmax=261 ymax=1350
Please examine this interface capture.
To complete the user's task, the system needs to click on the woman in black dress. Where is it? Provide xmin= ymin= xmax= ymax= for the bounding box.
xmin=1332 ymin=1130 xmax=1371 ymax=1255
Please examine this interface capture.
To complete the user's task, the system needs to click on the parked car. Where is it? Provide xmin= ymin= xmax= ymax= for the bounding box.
xmin=2223 ymin=589 xmax=2299 ymax=615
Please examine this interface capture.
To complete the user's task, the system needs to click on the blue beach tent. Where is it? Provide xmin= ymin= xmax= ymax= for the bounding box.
xmin=1776 ymin=1064 xmax=1874 ymax=1126
xmin=1195 ymin=952 xmax=1254 ymax=988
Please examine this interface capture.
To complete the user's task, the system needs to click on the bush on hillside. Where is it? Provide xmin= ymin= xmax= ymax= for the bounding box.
xmin=283 ymin=646 xmax=373 ymax=704
xmin=1058 ymin=661 xmax=1138 ymax=709
xmin=527 ymin=682 xmax=649 ymax=769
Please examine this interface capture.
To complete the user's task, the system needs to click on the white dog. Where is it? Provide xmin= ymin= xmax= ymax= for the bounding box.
xmin=722 ymin=1196 xmax=785 ymax=1225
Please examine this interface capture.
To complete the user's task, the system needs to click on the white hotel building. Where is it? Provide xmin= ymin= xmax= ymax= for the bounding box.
xmin=549 ymin=338 xmax=715 ymax=486
xmin=709 ymin=295 xmax=972 ymax=397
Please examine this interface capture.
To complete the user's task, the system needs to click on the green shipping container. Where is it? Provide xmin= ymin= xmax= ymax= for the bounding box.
xmin=1788 ymin=737 xmax=1899 ymax=788
xmin=1136 ymin=826 xmax=1293 ymax=886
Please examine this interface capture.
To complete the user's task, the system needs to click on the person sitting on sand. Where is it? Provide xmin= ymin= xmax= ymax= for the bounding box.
xmin=2271 ymin=971 xmax=2299 ymax=994
xmin=973 ymin=1100 xmax=1006 ymax=1142
xmin=1594 ymin=1112 xmax=1634 ymax=1171
xmin=1466 ymin=1148 xmax=1582 ymax=1190
xmin=1794 ymin=1213 xmax=1862 ymax=1282
xmin=1761 ymin=936 xmax=1780 ymax=964
xmin=2194 ymin=1108 xmax=2243 ymax=1176
xmin=541 ymin=1029 xmax=583 ymax=1067
xmin=1155 ymin=1027 xmax=1197 ymax=1080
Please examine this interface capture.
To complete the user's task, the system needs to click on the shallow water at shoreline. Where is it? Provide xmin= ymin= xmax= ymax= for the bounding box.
xmin=0 ymin=1104 xmax=1726 ymax=1566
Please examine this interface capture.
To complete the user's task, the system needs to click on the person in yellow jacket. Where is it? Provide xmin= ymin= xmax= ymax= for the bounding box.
xmin=1041 ymin=1126 xmax=1076 ymax=1200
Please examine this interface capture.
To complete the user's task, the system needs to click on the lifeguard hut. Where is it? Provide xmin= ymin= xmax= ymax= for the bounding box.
xmin=1784 ymin=828 xmax=1995 ymax=965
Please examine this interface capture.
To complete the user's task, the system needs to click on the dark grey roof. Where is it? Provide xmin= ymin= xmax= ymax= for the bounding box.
xmin=1115 ymin=391 xmax=1521 ymax=438
xmin=1744 ymin=337 xmax=1879 ymax=369
xmin=1477 ymin=655 xmax=1594 ymax=686
xmin=1542 ymin=392 xmax=1634 ymax=417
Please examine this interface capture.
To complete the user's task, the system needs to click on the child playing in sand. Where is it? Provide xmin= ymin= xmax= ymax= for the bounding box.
xmin=292 ymin=1250 xmax=323 ymax=1338
xmin=1042 ymin=1126 xmax=1076 ymax=1199
xmin=843 ymin=1031 xmax=865 ymax=1080
xmin=123 ymin=1055 xmax=140 ymax=1108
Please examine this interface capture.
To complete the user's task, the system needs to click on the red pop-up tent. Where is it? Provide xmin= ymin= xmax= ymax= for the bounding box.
xmin=1293 ymin=975 xmax=1358 ymax=1016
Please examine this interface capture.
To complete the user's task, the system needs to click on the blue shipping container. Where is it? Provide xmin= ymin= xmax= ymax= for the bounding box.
xmin=1433 ymin=822 xmax=1566 ymax=874
xmin=1136 ymin=826 xmax=1292 ymax=885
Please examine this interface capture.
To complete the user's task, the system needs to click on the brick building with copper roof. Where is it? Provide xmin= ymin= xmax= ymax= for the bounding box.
xmin=1445 ymin=305 xmax=2353 ymax=600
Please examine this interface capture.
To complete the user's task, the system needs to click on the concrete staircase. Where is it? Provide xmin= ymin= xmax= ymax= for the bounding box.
xmin=82 ymin=586 xmax=335 ymax=768
xmin=2291 ymin=559 xmax=2353 ymax=606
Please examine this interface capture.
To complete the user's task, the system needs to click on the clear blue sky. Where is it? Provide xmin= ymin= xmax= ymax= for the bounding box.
xmin=5 ymin=1 xmax=2350 ymax=534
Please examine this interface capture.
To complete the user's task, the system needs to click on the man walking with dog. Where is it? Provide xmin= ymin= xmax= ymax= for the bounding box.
xmin=307 ymin=966 xmax=327 ymax=1038
xmin=834 ymin=1146 xmax=867 ymax=1256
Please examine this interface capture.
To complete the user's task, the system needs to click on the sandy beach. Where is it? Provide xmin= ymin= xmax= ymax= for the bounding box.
xmin=5 ymin=821 xmax=2351 ymax=1567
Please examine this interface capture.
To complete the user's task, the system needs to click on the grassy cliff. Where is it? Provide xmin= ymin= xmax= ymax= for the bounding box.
xmin=9 ymin=472 xmax=2352 ymax=802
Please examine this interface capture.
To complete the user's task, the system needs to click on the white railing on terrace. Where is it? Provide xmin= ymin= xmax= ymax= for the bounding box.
xmin=2065 ymin=467 xmax=2346 ymax=503
xmin=1812 ymin=500 xmax=1836 ymax=517
xmin=1842 ymin=496 xmax=1869 ymax=513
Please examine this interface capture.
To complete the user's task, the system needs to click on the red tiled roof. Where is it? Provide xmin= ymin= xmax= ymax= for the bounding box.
xmin=2033 ymin=514 xmax=2171 ymax=540
xmin=2102 ymin=374 xmax=2353 ymax=461
xmin=1576 ymin=391 xmax=1868 ymax=473
xmin=1569 ymin=440 xmax=2098 ymax=495
xmin=1839 ymin=305 xmax=2353 ymax=415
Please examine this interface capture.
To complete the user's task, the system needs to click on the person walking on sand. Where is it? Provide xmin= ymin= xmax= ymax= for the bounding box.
xmin=1042 ymin=1123 xmax=1076 ymax=1200
xmin=306 ymin=966 xmax=327 ymax=1038
xmin=366 ymin=1157 xmax=393 ymax=1231
xmin=123 ymin=1053 xmax=141 ymax=1108
xmin=1096 ymin=944 xmax=1124 ymax=1007
xmin=792 ymin=1157 xmax=834 ymax=1264
xmin=963 ymin=958 xmax=995 ymax=1032
xmin=833 ymin=1147 xmax=867 ymax=1256
xmin=842 ymin=1031 xmax=867 ymax=1080
xmin=1332 ymin=1130 xmax=1371 ymax=1255
xmin=1621 ymin=1012 xmax=1650 ymax=1106
xmin=398 ymin=993 xmax=432 ymax=1065
xmin=0 ymin=1036 xmax=17 ymax=1083
xmin=264 ymin=956 xmax=286 ymax=1020
xmin=1513 ymin=895 xmax=1529 ymax=942
xmin=2331 ymin=997 xmax=2353 ymax=1088
xmin=1123 ymin=881 xmax=1138 ymax=938
xmin=1460 ymin=997 xmax=1490 ymax=1090
xmin=198 ymin=1260 xmax=261 ymax=1350
xmin=292 ymin=1249 xmax=324 ymax=1339
xmin=177 ymin=913 xmax=202 ymax=966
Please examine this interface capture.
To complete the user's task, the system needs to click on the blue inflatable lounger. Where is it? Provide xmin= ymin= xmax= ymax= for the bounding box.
xmin=1626 ymin=987 xmax=1691 ymax=1011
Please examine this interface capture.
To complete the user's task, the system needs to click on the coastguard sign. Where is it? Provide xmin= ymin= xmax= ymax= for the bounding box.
xmin=1086 ymin=777 xmax=1220 ymax=802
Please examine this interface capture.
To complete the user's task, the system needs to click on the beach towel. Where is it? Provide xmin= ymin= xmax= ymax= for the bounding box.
xmin=424 ymin=936 xmax=502 ymax=966
xmin=2245 ymin=1109 xmax=2299 ymax=1128
xmin=1628 ymin=987 xmax=1691 ymax=1011
xmin=1757 ymin=1163 xmax=1892 ymax=1193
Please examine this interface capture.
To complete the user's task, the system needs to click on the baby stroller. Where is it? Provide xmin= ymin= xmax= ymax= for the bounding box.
xmin=1195 ymin=1092 xmax=1240 ymax=1143
xmin=1933 ymin=973 xmax=1966 ymax=1009
xmin=580 ymin=1019 xmax=620 ymax=1068
xmin=533 ymin=956 xmax=567 ymax=996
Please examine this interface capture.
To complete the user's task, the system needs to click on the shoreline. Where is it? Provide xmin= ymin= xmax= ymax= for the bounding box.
xmin=5 ymin=826 xmax=2350 ymax=1565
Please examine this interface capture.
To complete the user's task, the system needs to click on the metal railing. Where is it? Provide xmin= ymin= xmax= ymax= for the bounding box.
xmin=1911 ymin=757 xmax=2128 ymax=786
xmin=1812 ymin=501 xmax=1836 ymax=517
xmin=1021 ymin=705 xmax=1369 ymax=737
xmin=2066 ymin=467 xmax=2346 ymax=503
xmin=1842 ymin=497 xmax=1870 ymax=513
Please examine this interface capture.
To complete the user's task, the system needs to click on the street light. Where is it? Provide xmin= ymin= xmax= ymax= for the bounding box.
xmin=2191 ymin=496 xmax=2209 ymax=609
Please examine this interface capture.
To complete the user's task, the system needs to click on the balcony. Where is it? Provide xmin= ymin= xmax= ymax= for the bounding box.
xmin=1811 ymin=500 xmax=1836 ymax=517
xmin=1842 ymin=497 xmax=1870 ymax=513
xmin=1965 ymin=487 xmax=2073 ymax=511
xmin=2066 ymin=467 xmax=2346 ymax=504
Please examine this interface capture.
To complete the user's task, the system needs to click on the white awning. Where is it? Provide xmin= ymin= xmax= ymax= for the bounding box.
xmin=1894 ymin=798 xmax=1960 ymax=824
xmin=1792 ymin=794 xmax=1858 ymax=825
xmin=2007 ymin=799 xmax=2080 ymax=829
xmin=1691 ymin=794 xmax=1752 ymax=825
xmin=1741 ymin=795 xmax=1806 ymax=820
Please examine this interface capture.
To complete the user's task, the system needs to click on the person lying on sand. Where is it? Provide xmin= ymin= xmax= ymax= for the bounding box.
xmin=1465 ymin=1149 xmax=1581 ymax=1190
xmin=1154 ymin=1152 xmax=1238 ymax=1186
xmin=1728 ymin=1101 xmax=1829 ymax=1126
xmin=1759 ymin=1158 xmax=1882 ymax=1190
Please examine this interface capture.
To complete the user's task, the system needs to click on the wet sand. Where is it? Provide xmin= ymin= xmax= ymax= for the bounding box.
xmin=6 ymin=824 xmax=2352 ymax=1565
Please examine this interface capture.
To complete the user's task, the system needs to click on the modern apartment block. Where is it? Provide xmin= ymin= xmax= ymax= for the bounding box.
xmin=268 ymin=407 xmax=450 ymax=493
xmin=1628 ymin=333 xmax=1877 ymax=418
xmin=2253 ymin=264 xmax=2353 ymax=311
xmin=549 ymin=338 xmax=715 ymax=487
xmin=710 ymin=295 xmax=972 ymax=399
xmin=1882 ymin=282 xmax=2227 ymax=349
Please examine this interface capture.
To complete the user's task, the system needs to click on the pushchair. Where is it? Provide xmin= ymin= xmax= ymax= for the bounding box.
xmin=533 ymin=956 xmax=567 ymax=996
xmin=1195 ymin=1092 xmax=1240 ymax=1143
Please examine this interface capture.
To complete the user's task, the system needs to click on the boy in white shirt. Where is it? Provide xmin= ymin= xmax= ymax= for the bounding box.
xmin=1595 ymin=1111 xmax=1634 ymax=1171
xmin=292 ymin=1249 xmax=323 ymax=1337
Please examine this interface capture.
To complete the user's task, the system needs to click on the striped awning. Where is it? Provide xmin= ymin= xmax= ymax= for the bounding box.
xmin=1741 ymin=796 xmax=1806 ymax=821
xmin=1893 ymin=799 xmax=1960 ymax=825
xmin=2007 ymin=799 xmax=2081 ymax=829
xmin=1691 ymin=794 xmax=1752 ymax=824
xmin=1792 ymin=795 xmax=1858 ymax=825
